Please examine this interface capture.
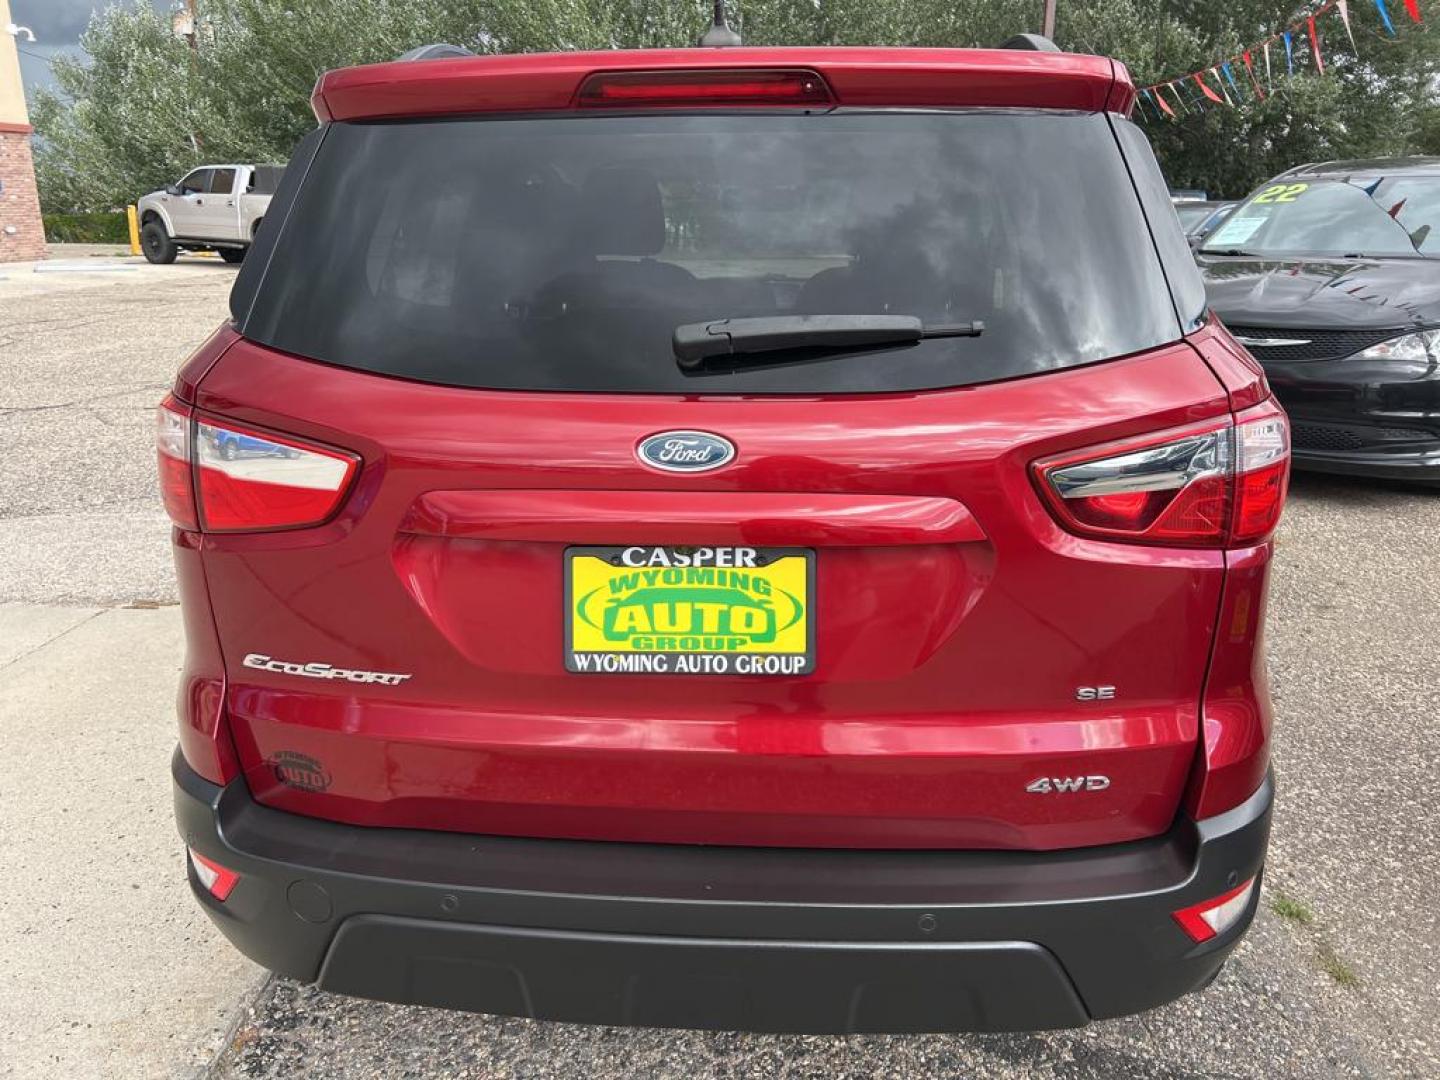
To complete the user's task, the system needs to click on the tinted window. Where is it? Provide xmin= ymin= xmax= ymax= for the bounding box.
xmin=1111 ymin=117 xmax=1207 ymax=332
xmin=208 ymin=168 xmax=237 ymax=195
xmin=1207 ymin=177 xmax=1440 ymax=257
xmin=178 ymin=169 xmax=210 ymax=196
xmin=247 ymin=166 xmax=284 ymax=194
xmin=243 ymin=111 xmax=1181 ymax=394
xmin=231 ymin=129 xmax=326 ymax=326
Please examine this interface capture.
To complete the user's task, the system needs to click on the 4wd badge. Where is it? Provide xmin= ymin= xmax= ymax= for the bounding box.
xmin=1025 ymin=775 xmax=1111 ymax=793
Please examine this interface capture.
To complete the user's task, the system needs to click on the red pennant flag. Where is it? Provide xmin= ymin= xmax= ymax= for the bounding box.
xmin=1404 ymin=0 xmax=1423 ymax=21
xmin=1194 ymin=73 xmax=1224 ymax=103
xmin=1154 ymin=88 xmax=1176 ymax=118
xmin=1308 ymin=16 xmax=1325 ymax=73
xmin=1243 ymin=50 xmax=1265 ymax=98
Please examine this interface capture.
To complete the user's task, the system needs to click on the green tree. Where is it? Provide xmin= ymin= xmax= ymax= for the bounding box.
xmin=30 ymin=0 xmax=1440 ymax=212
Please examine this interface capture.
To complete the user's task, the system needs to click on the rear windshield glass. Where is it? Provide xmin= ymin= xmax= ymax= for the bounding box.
xmin=243 ymin=111 xmax=1181 ymax=394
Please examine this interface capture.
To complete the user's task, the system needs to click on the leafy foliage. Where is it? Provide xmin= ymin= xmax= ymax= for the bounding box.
xmin=42 ymin=211 xmax=130 ymax=244
xmin=30 ymin=0 xmax=1440 ymax=212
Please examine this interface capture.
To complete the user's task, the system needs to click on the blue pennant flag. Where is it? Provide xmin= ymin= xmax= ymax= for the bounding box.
xmin=1221 ymin=62 xmax=1243 ymax=100
xmin=1283 ymin=31 xmax=1294 ymax=75
xmin=1373 ymin=0 xmax=1397 ymax=35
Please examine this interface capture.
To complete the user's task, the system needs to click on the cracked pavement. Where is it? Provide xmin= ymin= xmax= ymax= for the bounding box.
xmin=1 ymin=250 xmax=1436 ymax=1078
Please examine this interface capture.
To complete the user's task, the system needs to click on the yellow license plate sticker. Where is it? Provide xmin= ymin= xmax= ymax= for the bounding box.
xmin=566 ymin=546 xmax=813 ymax=675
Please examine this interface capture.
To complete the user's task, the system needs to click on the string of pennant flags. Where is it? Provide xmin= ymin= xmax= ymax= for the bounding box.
xmin=1137 ymin=0 xmax=1425 ymax=121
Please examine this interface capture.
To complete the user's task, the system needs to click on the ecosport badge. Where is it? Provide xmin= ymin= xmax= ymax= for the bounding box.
xmin=637 ymin=430 xmax=736 ymax=473
xmin=243 ymin=653 xmax=412 ymax=686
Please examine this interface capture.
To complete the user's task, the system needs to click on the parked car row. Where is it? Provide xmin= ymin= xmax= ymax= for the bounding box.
xmin=1188 ymin=158 xmax=1440 ymax=485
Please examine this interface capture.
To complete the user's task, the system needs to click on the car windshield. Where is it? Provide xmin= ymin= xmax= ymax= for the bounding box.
xmin=1175 ymin=204 xmax=1214 ymax=230
xmin=1203 ymin=176 xmax=1440 ymax=258
xmin=243 ymin=110 xmax=1182 ymax=394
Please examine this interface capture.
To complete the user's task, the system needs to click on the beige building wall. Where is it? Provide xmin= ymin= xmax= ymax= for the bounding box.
xmin=1 ymin=0 xmax=48 ymax=261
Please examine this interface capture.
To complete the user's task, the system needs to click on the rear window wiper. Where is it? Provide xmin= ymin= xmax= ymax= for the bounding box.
xmin=673 ymin=315 xmax=984 ymax=371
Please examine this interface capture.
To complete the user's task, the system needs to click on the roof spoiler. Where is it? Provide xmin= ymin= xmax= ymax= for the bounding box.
xmin=999 ymin=34 xmax=1060 ymax=52
xmin=397 ymin=43 xmax=475 ymax=61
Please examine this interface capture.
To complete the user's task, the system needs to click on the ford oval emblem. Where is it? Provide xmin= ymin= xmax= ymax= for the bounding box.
xmin=637 ymin=430 xmax=736 ymax=473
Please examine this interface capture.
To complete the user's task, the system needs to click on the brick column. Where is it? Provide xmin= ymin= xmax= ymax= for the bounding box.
xmin=0 ymin=121 xmax=46 ymax=262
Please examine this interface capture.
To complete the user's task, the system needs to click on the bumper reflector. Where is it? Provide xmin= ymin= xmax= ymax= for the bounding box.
xmin=1173 ymin=877 xmax=1256 ymax=942
xmin=188 ymin=847 xmax=240 ymax=901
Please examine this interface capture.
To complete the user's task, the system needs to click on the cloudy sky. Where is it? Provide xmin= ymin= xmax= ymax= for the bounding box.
xmin=10 ymin=1 xmax=170 ymax=99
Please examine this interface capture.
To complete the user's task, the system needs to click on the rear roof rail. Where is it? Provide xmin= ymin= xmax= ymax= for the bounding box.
xmin=397 ymin=43 xmax=474 ymax=62
xmin=999 ymin=34 xmax=1060 ymax=51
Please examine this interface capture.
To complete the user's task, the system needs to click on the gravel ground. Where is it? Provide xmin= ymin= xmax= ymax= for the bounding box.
xmin=0 ymin=251 xmax=233 ymax=605
xmin=3 ymin=258 xmax=1436 ymax=1078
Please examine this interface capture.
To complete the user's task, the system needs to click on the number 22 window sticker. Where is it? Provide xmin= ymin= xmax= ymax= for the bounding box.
xmin=1209 ymin=183 xmax=1309 ymax=247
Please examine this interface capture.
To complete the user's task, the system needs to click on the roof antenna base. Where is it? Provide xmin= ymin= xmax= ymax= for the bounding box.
xmin=699 ymin=1 xmax=742 ymax=47
xmin=999 ymin=33 xmax=1060 ymax=52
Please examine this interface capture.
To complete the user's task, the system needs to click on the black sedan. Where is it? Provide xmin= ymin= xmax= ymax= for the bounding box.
xmin=1199 ymin=157 xmax=1440 ymax=484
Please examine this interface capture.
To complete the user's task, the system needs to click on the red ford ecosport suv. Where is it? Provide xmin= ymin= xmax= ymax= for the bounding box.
xmin=163 ymin=41 xmax=1287 ymax=1034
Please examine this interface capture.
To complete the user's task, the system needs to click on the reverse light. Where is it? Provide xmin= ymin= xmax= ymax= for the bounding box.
xmin=195 ymin=419 xmax=357 ymax=532
xmin=1352 ymin=329 xmax=1440 ymax=362
xmin=188 ymin=847 xmax=240 ymax=901
xmin=156 ymin=397 xmax=198 ymax=531
xmin=1230 ymin=414 xmax=1290 ymax=545
xmin=154 ymin=403 xmax=359 ymax=533
xmin=1034 ymin=407 xmax=1290 ymax=548
xmin=1173 ymin=877 xmax=1256 ymax=943
xmin=576 ymin=68 xmax=834 ymax=109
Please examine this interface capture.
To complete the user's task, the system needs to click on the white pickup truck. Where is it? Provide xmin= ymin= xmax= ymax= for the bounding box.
xmin=136 ymin=163 xmax=284 ymax=264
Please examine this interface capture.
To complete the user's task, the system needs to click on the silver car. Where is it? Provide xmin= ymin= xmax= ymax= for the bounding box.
xmin=136 ymin=164 xmax=283 ymax=264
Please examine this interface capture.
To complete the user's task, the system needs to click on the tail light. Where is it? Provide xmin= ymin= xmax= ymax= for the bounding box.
xmin=576 ymin=69 xmax=834 ymax=109
xmin=155 ymin=398 xmax=358 ymax=532
xmin=1034 ymin=405 xmax=1289 ymax=548
xmin=188 ymin=847 xmax=240 ymax=901
xmin=156 ymin=396 xmax=198 ymax=531
xmin=1173 ymin=877 xmax=1256 ymax=942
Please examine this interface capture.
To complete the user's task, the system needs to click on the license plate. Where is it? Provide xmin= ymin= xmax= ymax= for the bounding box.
xmin=565 ymin=546 xmax=814 ymax=676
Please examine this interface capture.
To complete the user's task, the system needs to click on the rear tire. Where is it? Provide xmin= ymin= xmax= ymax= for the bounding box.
xmin=141 ymin=221 xmax=177 ymax=264
xmin=219 ymin=247 xmax=246 ymax=264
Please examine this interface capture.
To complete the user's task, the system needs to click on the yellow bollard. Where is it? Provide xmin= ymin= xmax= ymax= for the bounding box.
xmin=126 ymin=205 xmax=141 ymax=256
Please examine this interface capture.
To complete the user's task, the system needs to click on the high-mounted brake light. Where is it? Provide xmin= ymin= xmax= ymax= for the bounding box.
xmin=1173 ymin=877 xmax=1256 ymax=942
xmin=188 ymin=846 xmax=240 ymax=901
xmin=154 ymin=402 xmax=359 ymax=533
xmin=1033 ymin=405 xmax=1290 ymax=549
xmin=576 ymin=68 xmax=834 ymax=109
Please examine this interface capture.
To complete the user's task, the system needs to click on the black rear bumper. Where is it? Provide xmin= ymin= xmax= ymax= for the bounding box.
xmin=173 ymin=750 xmax=1272 ymax=1034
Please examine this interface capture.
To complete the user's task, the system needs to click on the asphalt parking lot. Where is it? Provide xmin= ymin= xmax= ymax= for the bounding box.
xmin=1 ymin=249 xmax=1436 ymax=1078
